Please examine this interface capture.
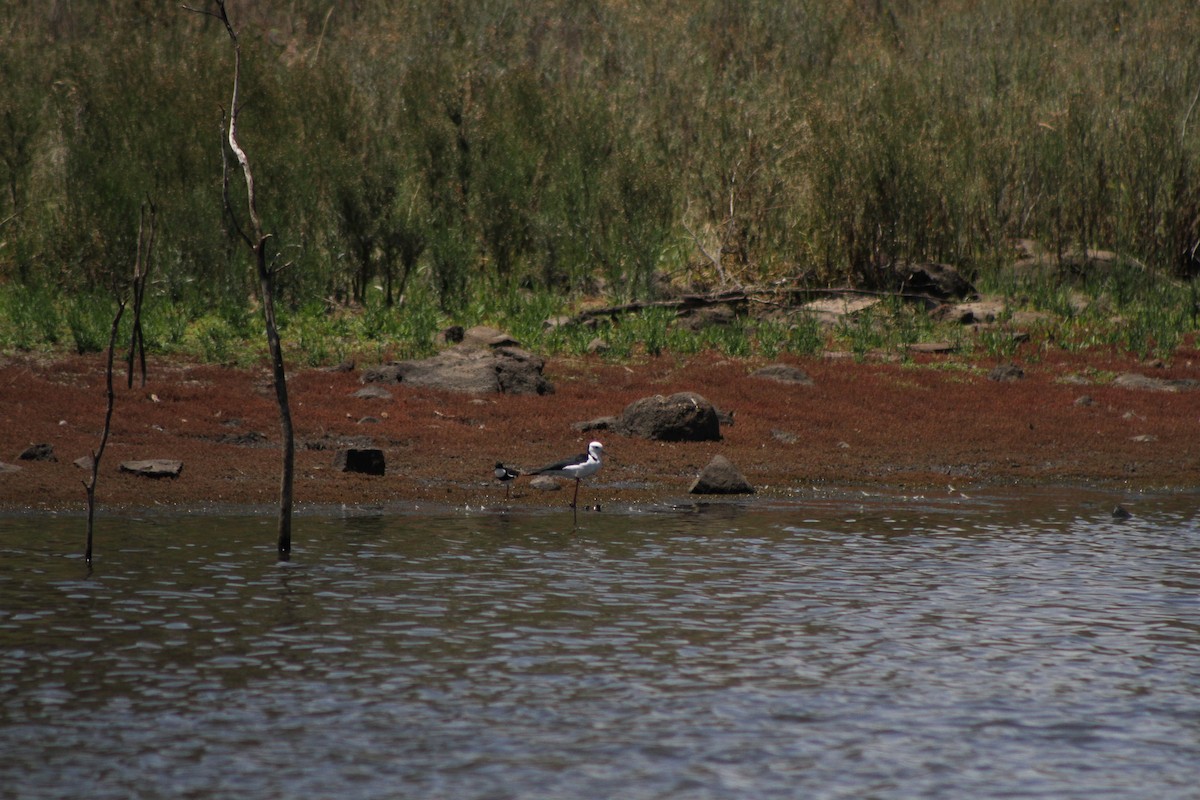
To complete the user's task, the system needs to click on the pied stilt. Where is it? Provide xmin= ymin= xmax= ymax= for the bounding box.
xmin=530 ymin=441 xmax=604 ymax=508
xmin=494 ymin=462 xmax=519 ymax=499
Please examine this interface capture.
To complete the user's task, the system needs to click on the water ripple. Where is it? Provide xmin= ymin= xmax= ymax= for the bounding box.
xmin=2 ymin=489 xmax=1199 ymax=798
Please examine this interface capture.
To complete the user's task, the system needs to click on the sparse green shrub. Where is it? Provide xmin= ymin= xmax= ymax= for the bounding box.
xmin=65 ymin=295 xmax=117 ymax=354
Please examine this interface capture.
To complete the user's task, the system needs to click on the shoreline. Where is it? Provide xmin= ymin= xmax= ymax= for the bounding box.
xmin=2 ymin=348 xmax=1199 ymax=514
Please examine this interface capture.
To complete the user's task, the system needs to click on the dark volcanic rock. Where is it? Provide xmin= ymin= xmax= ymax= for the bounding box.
xmin=689 ymin=455 xmax=754 ymax=494
xmin=617 ymin=392 xmax=721 ymax=441
xmin=334 ymin=448 xmax=386 ymax=476
xmin=18 ymin=443 xmax=55 ymax=462
xmin=573 ymin=416 xmax=618 ymax=433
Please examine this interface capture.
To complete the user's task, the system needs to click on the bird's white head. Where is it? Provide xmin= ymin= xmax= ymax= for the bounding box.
xmin=588 ymin=441 xmax=604 ymax=461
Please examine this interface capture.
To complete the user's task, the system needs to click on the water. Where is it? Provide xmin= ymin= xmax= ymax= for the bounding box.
xmin=2 ymin=489 xmax=1199 ymax=799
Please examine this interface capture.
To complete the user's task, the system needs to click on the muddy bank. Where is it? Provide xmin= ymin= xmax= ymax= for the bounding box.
xmin=1 ymin=347 xmax=1198 ymax=514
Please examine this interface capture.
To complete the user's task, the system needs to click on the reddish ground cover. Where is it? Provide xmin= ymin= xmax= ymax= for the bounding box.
xmin=1 ymin=346 xmax=1198 ymax=514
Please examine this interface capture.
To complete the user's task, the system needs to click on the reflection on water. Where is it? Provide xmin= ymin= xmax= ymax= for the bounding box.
xmin=2 ymin=489 xmax=1199 ymax=799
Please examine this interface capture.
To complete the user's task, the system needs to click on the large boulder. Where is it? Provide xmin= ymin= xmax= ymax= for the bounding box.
xmin=362 ymin=344 xmax=554 ymax=395
xmin=617 ymin=392 xmax=721 ymax=441
xmin=689 ymin=455 xmax=754 ymax=494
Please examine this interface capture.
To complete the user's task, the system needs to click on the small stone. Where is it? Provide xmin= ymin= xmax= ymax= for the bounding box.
xmin=530 ymin=476 xmax=561 ymax=491
xmin=573 ymin=416 xmax=616 ymax=432
xmin=120 ymin=459 xmax=183 ymax=478
xmin=353 ymin=386 xmax=393 ymax=401
xmin=751 ymin=364 xmax=814 ymax=386
xmin=18 ymin=443 xmax=55 ymax=462
xmin=689 ymin=455 xmax=754 ymax=495
xmin=1111 ymin=505 xmax=1132 ymax=519
xmin=1074 ymin=395 xmax=1096 ymax=407
xmin=333 ymin=448 xmax=386 ymax=476
xmin=435 ymin=325 xmax=464 ymax=345
xmin=988 ymin=364 xmax=1025 ymax=382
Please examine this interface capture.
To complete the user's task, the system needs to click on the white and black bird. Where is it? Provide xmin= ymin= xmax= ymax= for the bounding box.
xmin=529 ymin=441 xmax=604 ymax=508
xmin=493 ymin=462 xmax=519 ymax=499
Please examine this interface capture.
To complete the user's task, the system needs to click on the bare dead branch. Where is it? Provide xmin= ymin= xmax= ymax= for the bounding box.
xmin=192 ymin=0 xmax=295 ymax=556
xmin=84 ymin=297 xmax=127 ymax=565
xmin=127 ymin=199 xmax=156 ymax=388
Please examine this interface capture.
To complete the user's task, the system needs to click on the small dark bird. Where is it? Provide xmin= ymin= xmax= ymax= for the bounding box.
xmin=494 ymin=462 xmax=519 ymax=499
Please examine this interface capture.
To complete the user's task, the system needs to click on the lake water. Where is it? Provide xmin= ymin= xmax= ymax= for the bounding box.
xmin=2 ymin=488 xmax=1199 ymax=799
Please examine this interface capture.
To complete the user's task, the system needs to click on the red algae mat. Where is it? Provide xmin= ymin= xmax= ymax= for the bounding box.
xmin=1 ymin=348 xmax=1198 ymax=513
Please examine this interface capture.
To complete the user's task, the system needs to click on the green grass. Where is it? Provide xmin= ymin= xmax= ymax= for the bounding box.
xmin=2 ymin=1 xmax=1198 ymax=318
xmin=1 ymin=273 xmax=1195 ymax=367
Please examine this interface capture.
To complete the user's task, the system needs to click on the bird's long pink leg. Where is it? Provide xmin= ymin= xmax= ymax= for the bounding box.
xmin=571 ymin=478 xmax=580 ymax=508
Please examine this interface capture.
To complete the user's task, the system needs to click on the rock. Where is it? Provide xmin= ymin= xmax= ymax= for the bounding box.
xmin=462 ymin=325 xmax=519 ymax=348
xmin=436 ymin=325 xmax=464 ymax=345
xmin=1111 ymin=505 xmax=1132 ymax=519
xmin=689 ymin=455 xmax=755 ymax=495
xmin=353 ymin=386 xmax=393 ymax=400
xmin=573 ymin=416 xmax=617 ymax=433
xmin=679 ymin=304 xmax=737 ymax=332
xmin=586 ymin=337 xmax=610 ymax=355
xmin=905 ymin=342 xmax=957 ymax=354
xmin=887 ymin=259 xmax=977 ymax=300
xmin=617 ymin=392 xmax=721 ymax=441
xmin=494 ymin=348 xmax=554 ymax=395
xmin=751 ymin=364 xmax=814 ymax=386
xmin=801 ymin=295 xmax=881 ymax=327
xmin=529 ymin=475 xmax=561 ymax=491
xmin=120 ymin=459 xmax=183 ymax=478
xmin=326 ymin=359 xmax=356 ymax=373
xmin=219 ymin=430 xmax=268 ymax=446
xmin=18 ymin=443 xmax=55 ymax=462
xmin=542 ymin=315 xmax=574 ymax=331
xmin=1074 ymin=395 xmax=1096 ymax=407
xmin=1113 ymin=373 xmax=1200 ymax=392
xmin=988 ymin=364 xmax=1025 ymax=382
xmin=362 ymin=344 xmax=554 ymax=395
xmin=0 ymin=462 xmax=22 ymax=474
xmin=334 ymin=448 xmax=386 ymax=476
xmin=935 ymin=299 xmax=1006 ymax=325
xmin=771 ymin=429 xmax=799 ymax=445
xmin=74 ymin=455 xmax=93 ymax=471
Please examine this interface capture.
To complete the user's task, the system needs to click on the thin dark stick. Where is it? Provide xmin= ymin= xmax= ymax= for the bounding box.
xmin=85 ymin=298 xmax=127 ymax=564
